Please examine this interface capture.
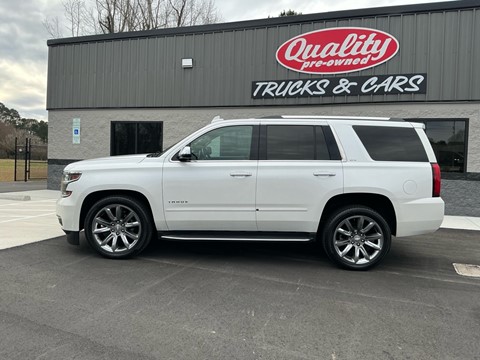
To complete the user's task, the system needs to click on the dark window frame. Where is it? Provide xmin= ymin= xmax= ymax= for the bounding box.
xmin=408 ymin=118 xmax=469 ymax=173
xmin=110 ymin=121 xmax=163 ymax=156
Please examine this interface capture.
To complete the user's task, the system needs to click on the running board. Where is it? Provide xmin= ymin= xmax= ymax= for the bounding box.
xmin=159 ymin=231 xmax=315 ymax=242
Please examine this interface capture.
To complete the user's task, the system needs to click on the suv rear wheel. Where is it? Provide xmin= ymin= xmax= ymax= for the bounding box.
xmin=323 ymin=206 xmax=391 ymax=270
xmin=84 ymin=196 xmax=153 ymax=259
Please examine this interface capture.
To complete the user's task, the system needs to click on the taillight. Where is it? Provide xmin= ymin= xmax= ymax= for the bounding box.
xmin=431 ymin=163 xmax=441 ymax=197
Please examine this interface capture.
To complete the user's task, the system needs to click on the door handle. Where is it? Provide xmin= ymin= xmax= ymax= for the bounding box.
xmin=230 ymin=172 xmax=252 ymax=178
xmin=313 ymin=172 xmax=336 ymax=177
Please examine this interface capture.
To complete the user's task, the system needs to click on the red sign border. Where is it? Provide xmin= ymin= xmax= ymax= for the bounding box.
xmin=275 ymin=27 xmax=400 ymax=75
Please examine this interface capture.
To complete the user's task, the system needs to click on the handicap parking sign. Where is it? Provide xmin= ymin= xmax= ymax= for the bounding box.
xmin=72 ymin=118 xmax=81 ymax=144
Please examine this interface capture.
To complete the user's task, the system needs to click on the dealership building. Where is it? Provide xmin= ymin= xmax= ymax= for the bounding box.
xmin=47 ymin=0 xmax=480 ymax=216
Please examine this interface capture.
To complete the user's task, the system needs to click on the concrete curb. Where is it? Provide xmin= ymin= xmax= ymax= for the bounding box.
xmin=0 ymin=194 xmax=31 ymax=201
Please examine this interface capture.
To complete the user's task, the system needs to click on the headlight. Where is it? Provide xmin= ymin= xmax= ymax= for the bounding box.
xmin=60 ymin=172 xmax=82 ymax=197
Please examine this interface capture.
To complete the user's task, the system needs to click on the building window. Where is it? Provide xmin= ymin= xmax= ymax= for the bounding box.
xmin=410 ymin=119 xmax=468 ymax=173
xmin=111 ymin=122 xmax=163 ymax=156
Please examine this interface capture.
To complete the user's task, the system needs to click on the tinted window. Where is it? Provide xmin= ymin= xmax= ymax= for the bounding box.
xmin=264 ymin=125 xmax=334 ymax=160
xmin=190 ymin=126 xmax=253 ymax=160
xmin=137 ymin=123 xmax=164 ymax=154
xmin=111 ymin=122 xmax=163 ymax=156
xmin=353 ymin=126 xmax=428 ymax=162
xmin=266 ymin=126 xmax=314 ymax=160
xmin=315 ymin=126 xmax=331 ymax=160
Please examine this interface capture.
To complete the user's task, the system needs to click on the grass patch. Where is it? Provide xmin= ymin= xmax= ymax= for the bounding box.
xmin=0 ymin=159 xmax=47 ymax=182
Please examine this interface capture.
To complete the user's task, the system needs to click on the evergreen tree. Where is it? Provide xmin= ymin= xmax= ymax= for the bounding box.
xmin=279 ymin=9 xmax=302 ymax=17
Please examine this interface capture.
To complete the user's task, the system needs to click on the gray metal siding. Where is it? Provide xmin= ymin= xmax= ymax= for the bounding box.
xmin=47 ymin=7 xmax=480 ymax=109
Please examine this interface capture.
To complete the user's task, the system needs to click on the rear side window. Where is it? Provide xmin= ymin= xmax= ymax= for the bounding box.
xmin=264 ymin=125 xmax=332 ymax=160
xmin=267 ymin=125 xmax=314 ymax=160
xmin=353 ymin=126 xmax=428 ymax=162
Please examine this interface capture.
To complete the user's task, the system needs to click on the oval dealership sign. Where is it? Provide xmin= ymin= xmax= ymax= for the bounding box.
xmin=276 ymin=27 xmax=399 ymax=74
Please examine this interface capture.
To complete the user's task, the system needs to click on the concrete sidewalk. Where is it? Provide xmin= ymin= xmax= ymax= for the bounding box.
xmin=0 ymin=190 xmax=479 ymax=251
xmin=0 ymin=190 xmax=64 ymax=250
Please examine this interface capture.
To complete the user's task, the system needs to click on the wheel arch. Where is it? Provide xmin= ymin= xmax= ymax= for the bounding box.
xmin=319 ymin=193 xmax=397 ymax=236
xmin=80 ymin=190 xmax=154 ymax=231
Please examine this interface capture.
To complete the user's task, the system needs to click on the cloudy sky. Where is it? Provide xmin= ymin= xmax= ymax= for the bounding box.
xmin=0 ymin=0 xmax=452 ymax=121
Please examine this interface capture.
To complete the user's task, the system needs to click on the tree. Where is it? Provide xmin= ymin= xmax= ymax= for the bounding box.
xmin=64 ymin=0 xmax=98 ymax=36
xmin=137 ymin=0 xmax=169 ymax=30
xmin=0 ymin=102 xmax=21 ymax=126
xmin=0 ymin=122 xmax=15 ymax=158
xmin=0 ymin=102 xmax=48 ymax=158
xmin=0 ymin=122 xmax=33 ymax=159
xmin=279 ymin=9 xmax=302 ymax=17
xmin=167 ymin=0 xmax=220 ymax=27
xmin=42 ymin=16 xmax=64 ymax=38
xmin=44 ymin=0 xmax=222 ymax=37
xmin=96 ymin=0 xmax=140 ymax=34
xmin=30 ymin=121 xmax=49 ymax=144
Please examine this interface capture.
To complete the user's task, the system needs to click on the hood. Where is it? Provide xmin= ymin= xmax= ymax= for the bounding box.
xmin=64 ymin=154 xmax=148 ymax=172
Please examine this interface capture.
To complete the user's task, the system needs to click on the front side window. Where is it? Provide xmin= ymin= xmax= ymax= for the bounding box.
xmin=190 ymin=126 xmax=253 ymax=160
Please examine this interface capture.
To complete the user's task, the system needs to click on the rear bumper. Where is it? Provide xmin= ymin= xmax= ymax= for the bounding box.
xmin=396 ymin=197 xmax=445 ymax=237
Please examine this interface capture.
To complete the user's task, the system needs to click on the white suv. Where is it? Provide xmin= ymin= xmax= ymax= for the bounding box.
xmin=57 ymin=116 xmax=444 ymax=270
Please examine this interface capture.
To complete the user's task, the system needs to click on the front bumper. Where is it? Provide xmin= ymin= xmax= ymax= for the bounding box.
xmin=56 ymin=195 xmax=82 ymax=233
xmin=64 ymin=230 xmax=80 ymax=245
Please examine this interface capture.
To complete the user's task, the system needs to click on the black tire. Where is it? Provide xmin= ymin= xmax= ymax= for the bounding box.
xmin=322 ymin=205 xmax=391 ymax=270
xmin=84 ymin=195 xmax=153 ymax=259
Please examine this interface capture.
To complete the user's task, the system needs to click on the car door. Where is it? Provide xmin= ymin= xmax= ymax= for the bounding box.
xmin=256 ymin=123 xmax=344 ymax=233
xmin=162 ymin=124 xmax=259 ymax=231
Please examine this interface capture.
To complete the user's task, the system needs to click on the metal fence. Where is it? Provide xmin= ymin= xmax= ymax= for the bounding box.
xmin=14 ymin=138 xmax=48 ymax=181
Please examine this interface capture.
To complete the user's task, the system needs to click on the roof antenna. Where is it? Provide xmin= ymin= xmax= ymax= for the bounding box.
xmin=211 ymin=115 xmax=223 ymax=123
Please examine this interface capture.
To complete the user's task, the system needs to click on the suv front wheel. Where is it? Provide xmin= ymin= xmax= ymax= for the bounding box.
xmin=84 ymin=195 xmax=153 ymax=259
xmin=323 ymin=206 xmax=391 ymax=270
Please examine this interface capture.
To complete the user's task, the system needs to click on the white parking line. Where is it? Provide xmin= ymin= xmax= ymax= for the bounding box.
xmin=0 ymin=198 xmax=56 ymax=202
xmin=0 ymin=209 xmax=56 ymax=212
xmin=453 ymin=263 xmax=480 ymax=278
xmin=0 ymin=212 xmax=57 ymax=224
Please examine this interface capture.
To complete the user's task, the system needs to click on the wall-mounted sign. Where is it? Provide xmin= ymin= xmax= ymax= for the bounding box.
xmin=252 ymin=74 xmax=426 ymax=99
xmin=72 ymin=118 xmax=81 ymax=144
xmin=276 ymin=27 xmax=399 ymax=74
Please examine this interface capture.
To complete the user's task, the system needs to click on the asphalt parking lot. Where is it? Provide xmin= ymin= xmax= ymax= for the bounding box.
xmin=1 ymin=229 xmax=479 ymax=360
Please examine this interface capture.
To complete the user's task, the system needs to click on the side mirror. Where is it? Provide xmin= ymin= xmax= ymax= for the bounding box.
xmin=178 ymin=146 xmax=192 ymax=162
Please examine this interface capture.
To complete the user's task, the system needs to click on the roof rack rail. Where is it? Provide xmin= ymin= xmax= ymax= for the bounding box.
xmin=261 ymin=115 xmax=404 ymax=121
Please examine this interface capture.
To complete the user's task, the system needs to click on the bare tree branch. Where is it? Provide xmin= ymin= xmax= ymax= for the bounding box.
xmin=44 ymin=0 xmax=222 ymax=37
xmin=43 ymin=16 xmax=63 ymax=38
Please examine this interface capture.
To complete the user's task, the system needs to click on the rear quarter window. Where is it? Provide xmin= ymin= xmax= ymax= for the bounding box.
xmin=353 ymin=125 xmax=428 ymax=162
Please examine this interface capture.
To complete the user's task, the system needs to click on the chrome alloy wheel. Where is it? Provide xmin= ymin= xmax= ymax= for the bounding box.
xmin=91 ymin=204 xmax=142 ymax=253
xmin=333 ymin=215 xmax=384 ymax=265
